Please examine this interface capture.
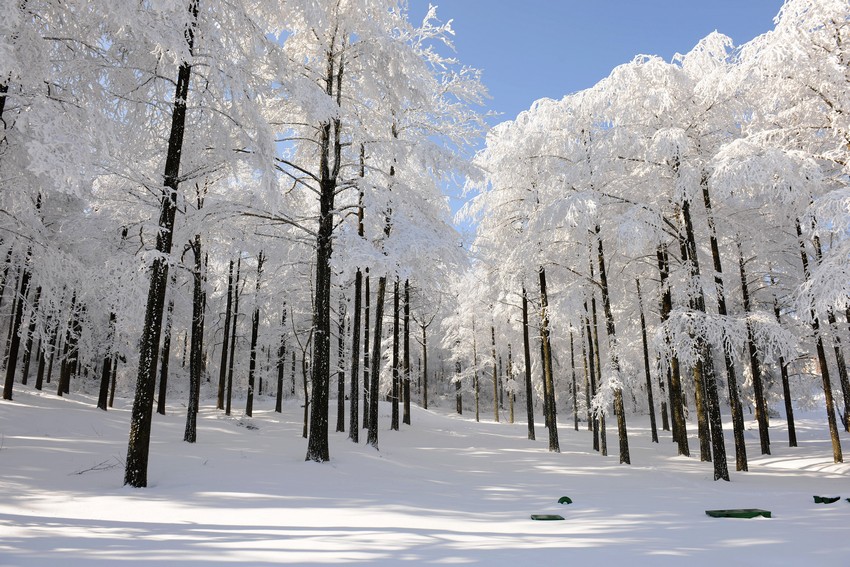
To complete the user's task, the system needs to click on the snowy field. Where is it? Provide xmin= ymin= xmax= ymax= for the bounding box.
xmin=1 ymin=388 xmax=848 ymax=566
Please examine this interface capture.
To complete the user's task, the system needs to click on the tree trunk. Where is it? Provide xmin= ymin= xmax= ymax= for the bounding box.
xmin=362 ymin=272 xmax=371 ymax=429
xmin=772 ymin=293 xmax=797 ymax=446
xmin=226 ymin=257 xmax=241 ymax=417
xmin=403 ymin=280 xmax=411 ymax=425
xmin=2 ymin=251 xmax=30 ymax=400
xmin=455 ymin=358 xmax=463 ymax=415
xmin=491 ymin=325 xmax=499 ymax=422
xmin=737 ymin=241 xmax=770 ymax=454
xmin=539 ymin=268 xmax=560 ymax=453
xmin=702 ymin=181 xmax=747 ymax=471
xmin=521 ymin=286 xmax=535 ymax=440
xmin=97 ymin=312 xmax=116 ymax=411
xmin=472 ymin=318 xmax=480 ymax=423
xmin=584 ymin=310 xmax=599 ymax=451
xmin=276 ymin=306 xmax=286 ymax=413
xmin=636 ymin=280 xmax=658 ymax=443
xmin=125 ymin=0 xmax=198 ymax=488
xmin=20 ymin=286 xmax=41 ymax=386
xmin=349 ymin=271 xmax=362 ymax=441
xmin=157 ymin=271 xmax=176 ymax=416
xmin=570 ymin=332 xmax=579 ymax=431
xmin=422 ymin=325 xmax=428 ymax=410
xmin=367 ymin=276 xmax=387 ymax=447
xmin=657 ymin=244 xmax=689 ymax=456
xmin=391 ymin=279 xmax=400 ymax=430
xmin=185 ymin=234 xmax=206 ymax=442
xmin=245 ymin=252 xmax=264 ymax=420
xmin=336 ymin=299 xmax=346 ymax=432
xmin=218 ymin=260 xmax=234 ymax=410
xmin=595 ymin=228 xmax=628 ymax=463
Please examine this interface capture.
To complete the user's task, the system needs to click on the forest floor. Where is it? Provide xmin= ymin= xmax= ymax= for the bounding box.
xmin=1 ymin=387 xmax=849 ymax=565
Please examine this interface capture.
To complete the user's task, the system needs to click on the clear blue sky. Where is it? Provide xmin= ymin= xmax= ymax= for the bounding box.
xmin=409 ymin=1 xmax=785 ymax=124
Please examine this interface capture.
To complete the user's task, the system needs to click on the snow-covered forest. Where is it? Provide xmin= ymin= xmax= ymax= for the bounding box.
xmin=1 ymin=0 xmax=849 ymax=516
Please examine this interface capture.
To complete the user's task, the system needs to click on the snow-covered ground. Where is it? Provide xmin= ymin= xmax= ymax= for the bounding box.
xmin=1 ymin=388 xmax=848 ymax=566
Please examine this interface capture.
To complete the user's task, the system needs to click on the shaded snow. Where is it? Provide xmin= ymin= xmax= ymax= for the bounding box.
xmin=1 ymin=389 xmax=848 ymax=565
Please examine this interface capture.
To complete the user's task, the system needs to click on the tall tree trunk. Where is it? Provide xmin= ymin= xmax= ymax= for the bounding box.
xmin=125 ymin=0 xmax=198 ymax=488
xmin=276 ymin=306 xmax=286 ymax=413
xmin=491 ymin=325 xmax=499 ymax=422
xmin=570 ymin=332 xmax=579 ymax=431
xmin=226 ymin=257 xmax=241 ymax=417
xmin=772 ymin=290 xmax=797 ymax=446
xmin=657 ymin=244 xmax=689 ymax=456
xmin=422 ymin=325 xmax=429 ymax=410
xmin=362 ymin=272 xmax=371 ymax=429
xmin=367 ymin=276 xmax=387 ymax=447
xmin=185 ymin=234 xmax=207 ymax=442
xmin=702 ymin=181 xmax=747 ymax=471
xmin=20 ymin=285 xmax=41 ymax=386
xmin=245 ymin=251 xmax=264 ymax=420
xmin=591 ymin=293 xmax=606 ymax=456
xmin=682 ymin=200 xmax=728 ymax=480
xmin=391 ymin=279 xmax=400 ymax=430
xmin=455 ymin=357 xmax=463 ymax=415
xmin=349 ymin=272 xmax=362 ymax=441
xmin=595 ymin=227 xmax=629 ymax=463
xmin=584 ymin=310 xmax=599 ymax=451
xmin=57 ymin=292 xmax=78 ymax=398
xmin=157 ymin=271 xmax=176 ymax=416
xmin=97 ymin=312 xmax=116 ymax=411
xmin=737 ymin=241 xmax=770 ymax=454
xmin=539 ymin=268 xmax=560 ymax=453
xmin=403 ymin=280 xmax=411 ymax=425
xmin=218 ymin=260 xmax=234 ymax=410
xmin=336 ymin=299 xmax=346 ymax=432
xmin=636 ymin=280 xmax=658 ymax=443
xmin=521 ymin=286 xmax=535 ymax=440
xmin=796 ymin=221 xmax=842 ymax=462
xmin=472 ymin=318 xmax=480 ymax=423
xmin=2 ymin=250 xmax=30 ymax=400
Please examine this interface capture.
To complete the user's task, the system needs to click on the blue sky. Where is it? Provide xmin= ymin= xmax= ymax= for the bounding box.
xmin=409 ymin=1 xmax=785 ymax=124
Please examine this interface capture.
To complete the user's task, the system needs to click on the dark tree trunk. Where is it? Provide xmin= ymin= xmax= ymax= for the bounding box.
xmin=218 ymin=260 xmax=234 ymax=410
xmin=157 ymin=271 xmax=176 ymax=416
xmin=336 ymin=300 xmax=346 ymax=433
xmin=584 ymin=310 xmax=599 ymax=451
xmin=657 ymin=244 xmax=689 ymax=456
xmin=125 ymin=0 xmax=198 ymax=488
xmin=491 ymin=325 xmax=499 ymax=422
xmin=539 ymin=268 xmax=560 ymax=453
xmin=636 ymin=280 xmax=658 ymax=443
xmin=403 ymin=280 xmax=411 ymax=425
xmin=97 ymin=312 xmax=116 ymax=411
xmin=362 ymin=272 xmax=371 ymax=429
xmin=591 ymin=294 xmax=606 ymax=456
xmin=302 ymin=349 xmax=309 ymax=439
xmin=276 ymin=306 xmax=286 ymax=414
xmin=3 ymin=251 xmax=30 ymax=400
xmin=349 ymin=271 xmax=362 ymax=441
xmin=57 ymin=292 xmax=78 ymax=398
xmin=422 ymin=325 xmax=429 ymax=410
xmin=391 ymin=279 xmax=400 ymax=431
xmin=226 ymin=257 xmax=241 ymax=417
xmin=108 ymin=354 xmax=118 ymax=408
xmin=772 ymin=293 xmax=797 ymax=446
xmin=521 ymin=287 xmax=535 ymax=440
xmin=570 ymin=332 xmax=579 ymax=431
xmin=367 ymin=276 xmax=387 ymax=447
xmin=702 ymin=181 xmax=747 ymax=471
xmin=185 ymin=235 xmax=207 ymax=442
xmin=20 ymin=286 xmax=41 ymax=386
xmin=455 ymin=359 xmax=463 ymax=415
xmin=595 ymin=228 xmax=628 ymax=463
xmin=737 ymin=241 xmax=770 ymax=454
xmin=245 ymin=252 xmax=264 ymax=420
xmin=473 ymin=319 xmax=480 ymax=423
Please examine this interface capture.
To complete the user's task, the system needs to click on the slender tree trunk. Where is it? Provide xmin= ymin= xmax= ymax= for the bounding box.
xmin=591 ymin=294 xmax=606 ymax=456
xmin=185 ymin=235 xmax=206 ymax=442
xmin=584 ymin=310 xmax=599 ymax=451
xmin=157 ymin=271 xmax=176 ymax=416
xmin=521 ymin=286 xmax=535 ymax=441
xmin=2 ymin=251 xmax=30 ymax=400
xmin=218 ymin=260 xmax=234 ymax=410
xmin=772 ymin=292 xmax=797 ymax=446
xmin=657 ymin=244 xmax=689 ymax=456
xmin=570 ymin=332 xmax=579 ymax=431
xmin=245 ymin=252 xmax=264 ymax=420
xmin=349 ymin=272 xmax=362 ymax=441
xmin=595 ymin=228 xmax=628 ymax=463
xmin=472 ymin=318 xmax=480 ymax=423
xmin=367 ymin=276 xmax=387 ymax=447
xmin=362 ymin=272 xmax=371 ymax=429
xmin=636 ymin=280 xmax=658 ymax=443
xmin=403 ymin=280 xmax=411 ymax=425
xmin=125 ymin=0 xmax=198 ymax=488
xmin=491 ymin=325 xmax=499 ymax=422
xmin=276 ymin=307 xmax=286 ymax=413
xmin=391 ymin=279 xmax=400 ymax=430
xmin=455 ymin=357 xmax=463 ymax=415
xmin=97 ymin=312 xmax=116 ymax=411
xmin=422 ymin=325 xmax=428 ymax=410
xmin=108 ymin=354 xmax=118 ymax=408
xmin=20 ymin=286 xmax=41 ymax=386
xmin=336 ymin=299 xmax=346 ymax=432
xmin=737 ymin=241 xmax=770 ymax=454
xmin=539 ymin=268 xmax=560 ymax=453
xmin=226 ymin=257 xmax=241 ymax=416
xmin=302 ymin=349 xmax=309 ymax=439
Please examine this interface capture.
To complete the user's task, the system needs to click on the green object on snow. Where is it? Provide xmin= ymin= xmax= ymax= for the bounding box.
xmin=813 ymin=495 xmax=840 ymax=504
xmin=558 ymin=496 xmax=573 ymax=505
xmin=531 ymin=514 xmax=564 ymax=521
xmin=705 ymin=509 xmax=772 ymax=519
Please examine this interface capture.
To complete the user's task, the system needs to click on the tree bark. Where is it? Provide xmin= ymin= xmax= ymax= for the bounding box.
xmin=275 ymin=306 xmax=286 ymax=413
xmin=2 ymin=251 xmax=30 ymax=400
xmin=772 ymin=293 xmax=797 ymax=446
xmin=185 ymin=234 xmax=207 ymax=441
xmin=521 ymin=286 xmax=535 ymax=440
xmin=362 ymin=272 xmax=371 ymax=429
xmin=336 ymin=299 xmax=346 ymax=432
xmin=367 ymin=276 xmax=387 ymax=447
xmin=539 ymin=268 xmax=560 ymax=453
xmin=349 ymin=272 xmax=362 ymax=441
xmin=20 ymin=286 xmax=41 ymax=386
xmin=226 ymin=257 xmax=241 ymax=417
xmin=125 ymin=0 xmax=198 ymax=488
xmin=245 ymin=252 xmax=264 ymax=420
xmin=218 ymin=260 xmax=234 ymax=410
xmin=97 ymin=312 xmax=116 ymax=411
xmin=491 ymin=325 xmax=499 ymax=422
xmin=403 ymin=280 xmax=411 ymax=425
xmin=157 ymin=271 xmax=176 ymax=416
xmin=636 ymin=280 xmax=658 ymax=443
